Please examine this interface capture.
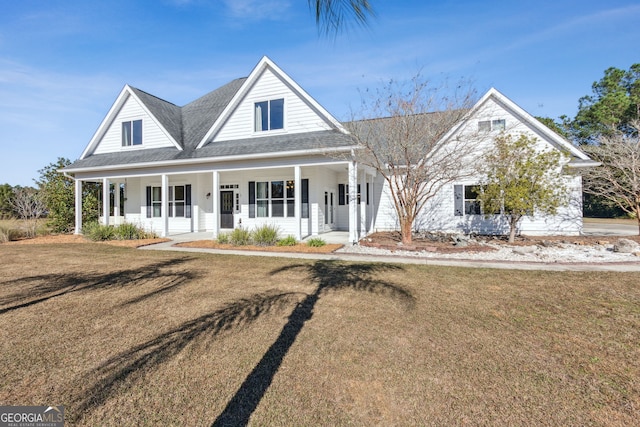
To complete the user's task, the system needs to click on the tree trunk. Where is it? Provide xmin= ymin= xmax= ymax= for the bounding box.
xmin=400 ymin=219 xmax=413 ymax=245
xmin=508 ymin=216 xmax=518 ymax=243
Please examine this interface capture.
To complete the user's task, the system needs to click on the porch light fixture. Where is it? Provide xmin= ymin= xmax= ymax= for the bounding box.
xmin=206 ymin=192 xmax=211 ymax=199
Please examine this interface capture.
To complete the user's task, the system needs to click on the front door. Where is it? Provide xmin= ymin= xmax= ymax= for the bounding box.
xmin=324 ymin=191 xmax=335 ymax=229
xmin=220 ymin=190 xmax=234 ymax=229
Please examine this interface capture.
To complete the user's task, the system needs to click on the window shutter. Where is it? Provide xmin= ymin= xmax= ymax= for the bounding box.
xmin=338 ymin=184 xmax=345 ymax=206
xmin=146 ymin=186 xmax=152 ymax=218
xmin=454 ymin=185 xmax=463 ymax=216
xmin=301 ymin=179 xmax=309 ymax=219
xmin=366 ymin=182 xmax=370 ymax=205
xmin=185 ymin=185 xmax=192 ymax=218
xmin=249 ymin=181 xmax=255 ymax=218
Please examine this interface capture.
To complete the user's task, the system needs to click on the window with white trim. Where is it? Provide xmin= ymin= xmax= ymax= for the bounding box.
xmin=464 ymin=185 xmax=482 ymax=215
xmin=122 ymin=120 xmax=142 ymax=146
xmin=254 ymin=99 xmax=284 ymax=131
xmin=250 ymin=179 xmax=302 ymax=218
xmin=169 ymin=185 xmax=185 ymax=217
xmin=151 ymin=186 xmax=161 ymax=217
xmin=454 ymin=184 xmax=484 ymax=216
xmin=478 ymin=119 xmax=506 ymax=132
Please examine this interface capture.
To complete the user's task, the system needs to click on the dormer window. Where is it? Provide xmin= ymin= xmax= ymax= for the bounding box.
xmin=122 ymin=120 xmax=142 ymax=146
xmin=479 ymin=119 xmax=506 ymax=133
xmin=254 ymin=99 xmax=284 ymax=132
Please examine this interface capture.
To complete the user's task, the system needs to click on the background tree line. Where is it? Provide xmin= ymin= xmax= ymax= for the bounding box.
xmin=538 ymin=63 xmax=640 ymax=222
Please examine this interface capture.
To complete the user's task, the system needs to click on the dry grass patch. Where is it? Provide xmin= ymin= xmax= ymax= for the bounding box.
xmin=0 ymin=244 xmax=638 ymax=425
xmin=2 ymin=233 xmax=169 ymax=247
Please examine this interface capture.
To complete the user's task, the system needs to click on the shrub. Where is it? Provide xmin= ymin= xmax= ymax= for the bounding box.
xmin=84 ymin=222 xmax=115 ymax=241
xmin=252 ymin=224 xmax=280 ymax=246
xmin=84 ymin=222 xmax=155 ymax=241
xmin=0 ymin=222 xmax=23 ymax=243
xmin=114 ymin=223 xmax=140 ymax=240
xmin=229 ymin=227 xmax=251 ymax=246
xmin=306 ymin=237 xmax=326 ymax=247
xmin=277 ymin=235 xmax=298 ymax=246
xmin=217 ymin=232 xmax=230 ymax=244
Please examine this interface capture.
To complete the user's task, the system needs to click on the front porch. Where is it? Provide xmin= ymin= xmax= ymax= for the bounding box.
xmin=73 ymin=160 xmax=376 ymax=245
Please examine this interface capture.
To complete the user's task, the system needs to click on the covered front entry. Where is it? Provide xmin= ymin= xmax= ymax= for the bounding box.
xmin=73 ymin=160 xmax=375 ymax=244
xmin=220 ymin=190 xmax=234 ymax=229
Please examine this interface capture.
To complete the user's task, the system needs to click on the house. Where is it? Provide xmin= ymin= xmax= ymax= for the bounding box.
xmin=63 ymin=56 xmax=597 ymax=243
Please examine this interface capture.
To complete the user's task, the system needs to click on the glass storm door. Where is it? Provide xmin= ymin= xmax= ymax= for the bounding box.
xmin=220 ymin=191 xmax=234 ymax=229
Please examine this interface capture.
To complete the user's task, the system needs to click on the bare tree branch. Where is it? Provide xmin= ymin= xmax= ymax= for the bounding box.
xmin=582 ymin=120 xmax=640 ymax=234
xmin=345 ymin=75 xmax=479 ymax=244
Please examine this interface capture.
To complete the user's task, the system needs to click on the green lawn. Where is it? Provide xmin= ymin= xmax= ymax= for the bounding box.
xmin=0 ymin=243 xmax=638 ymax=426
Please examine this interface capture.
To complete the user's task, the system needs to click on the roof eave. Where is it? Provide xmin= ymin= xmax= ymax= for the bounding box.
xmin=61 ymin=145 xmax=356 ymax=175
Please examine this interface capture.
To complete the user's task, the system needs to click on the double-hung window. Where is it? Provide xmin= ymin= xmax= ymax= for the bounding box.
xmin=250 ymin=179 xmax=306 ymax=218
xmin=254 ymin=99 xmax=284 ymax=132
xmin=454 ymin=184 xmax=484 ymax=216
xmin=151 ymin=186 xmax=161 ymax=217
xmin=122 ymin=120 xmax=142 ymax=146
xmin=146 ymin=185 xmax=191 ymax=218
xmin=169 ymin=186 xmax=185 ymax=217
xmin=338 ymin=184 xmax=364 ymax=205
xmin=464 ymin=185 xmax=482 ymax=215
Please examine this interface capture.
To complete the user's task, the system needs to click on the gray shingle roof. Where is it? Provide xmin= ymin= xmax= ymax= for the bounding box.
xmin=181 ymin=78 xmax=247 ymax=151
xmin=129 ymin=87 xmax=183 ymax=146
xmin=65 ymin=130 xmax=355 ymax=170
xmin=65 ymin=77 xmax=354 ymax=172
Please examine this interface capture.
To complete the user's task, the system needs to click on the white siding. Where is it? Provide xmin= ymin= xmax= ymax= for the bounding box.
xmin=93 ymin=94 xmax=177 ymax=154
xmin=213 ymin=68 xmax=333 ymax=142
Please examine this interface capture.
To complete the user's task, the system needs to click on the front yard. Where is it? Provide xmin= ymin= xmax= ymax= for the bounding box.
xmin=0 ymin=243 xmax=638 ymax=425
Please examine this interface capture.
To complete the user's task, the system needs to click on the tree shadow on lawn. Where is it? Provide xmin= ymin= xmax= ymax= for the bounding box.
xmin=0 ymin=257 xmax=198 ymax=315
xmin=212 ymin=261 xmax=415 ymax=426
xmin=66 ymin=260 xmax=414 ymax=425
xmin=69 ymin=289 xmax=305 ymax=424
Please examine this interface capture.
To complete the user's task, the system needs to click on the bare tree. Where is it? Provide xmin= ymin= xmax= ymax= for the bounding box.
xmin=582 ymin=120 xmax=640 ymax=235
xmin=10 ymin=187 xmax=46 ymax=237
xmin=346 ymin=75 xmax=478 ymax=244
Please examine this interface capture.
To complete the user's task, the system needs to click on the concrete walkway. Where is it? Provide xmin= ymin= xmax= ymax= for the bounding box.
xmin=141 ymin=231 xmax=640 ymax=272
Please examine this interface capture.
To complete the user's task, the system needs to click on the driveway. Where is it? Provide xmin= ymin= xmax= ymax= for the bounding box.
xmin=582 ymin=219 xmax=639 ymax=236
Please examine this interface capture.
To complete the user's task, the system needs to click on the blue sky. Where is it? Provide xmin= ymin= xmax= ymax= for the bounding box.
xmin=1 ymin=0 xmax=638 ymax=186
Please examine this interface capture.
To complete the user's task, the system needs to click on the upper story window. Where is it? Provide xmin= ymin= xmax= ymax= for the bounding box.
xmin=478 ymin=119 xmax=506 ymax=133
xmin=122 ymin=120 xmax=142 ymax=146
xmin=254 ymin=99 xmax=284 ymax=132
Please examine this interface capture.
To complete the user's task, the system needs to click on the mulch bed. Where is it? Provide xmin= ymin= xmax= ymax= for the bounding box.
xmin=175 ymin=240 xmax=343 ymax=254
xmin=359 ymin=231 xmax=640 ymax=253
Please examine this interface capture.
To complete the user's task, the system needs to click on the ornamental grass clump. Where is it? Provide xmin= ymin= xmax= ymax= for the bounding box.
xmin=277 ymin=235 xmax=297 ymax=246
xmin=84 ymin=222 xmax=155 ymax=241
xmin=229 ymin=227 xmax=251 ymax=246
xmin=216 ymin=232 xmax=230 ymax=244
xmin=252 ymin=224 xmax=280 ymax=246
xmin=306 ymin=237 xmax=326 ymax=247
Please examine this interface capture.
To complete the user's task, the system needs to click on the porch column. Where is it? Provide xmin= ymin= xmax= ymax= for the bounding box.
xmin=212 ymin=171 xmax=219 ymax=239
xmin=74 ymin=179 xmax=82 ymax=234
xmin=360 ymin=169 xmax=367 ymax=237
xmin=113 ymin=181 xmax=120 ymax=219
xmin=102 ymin=178 xmax=109 ymax=226
xmin=161 ymin=174 xmax=169 ymax=237
xmin=348 ymin=160 xmax=358 ymax=244
xmin=294 ymin=165 xmax=301 ymax=241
